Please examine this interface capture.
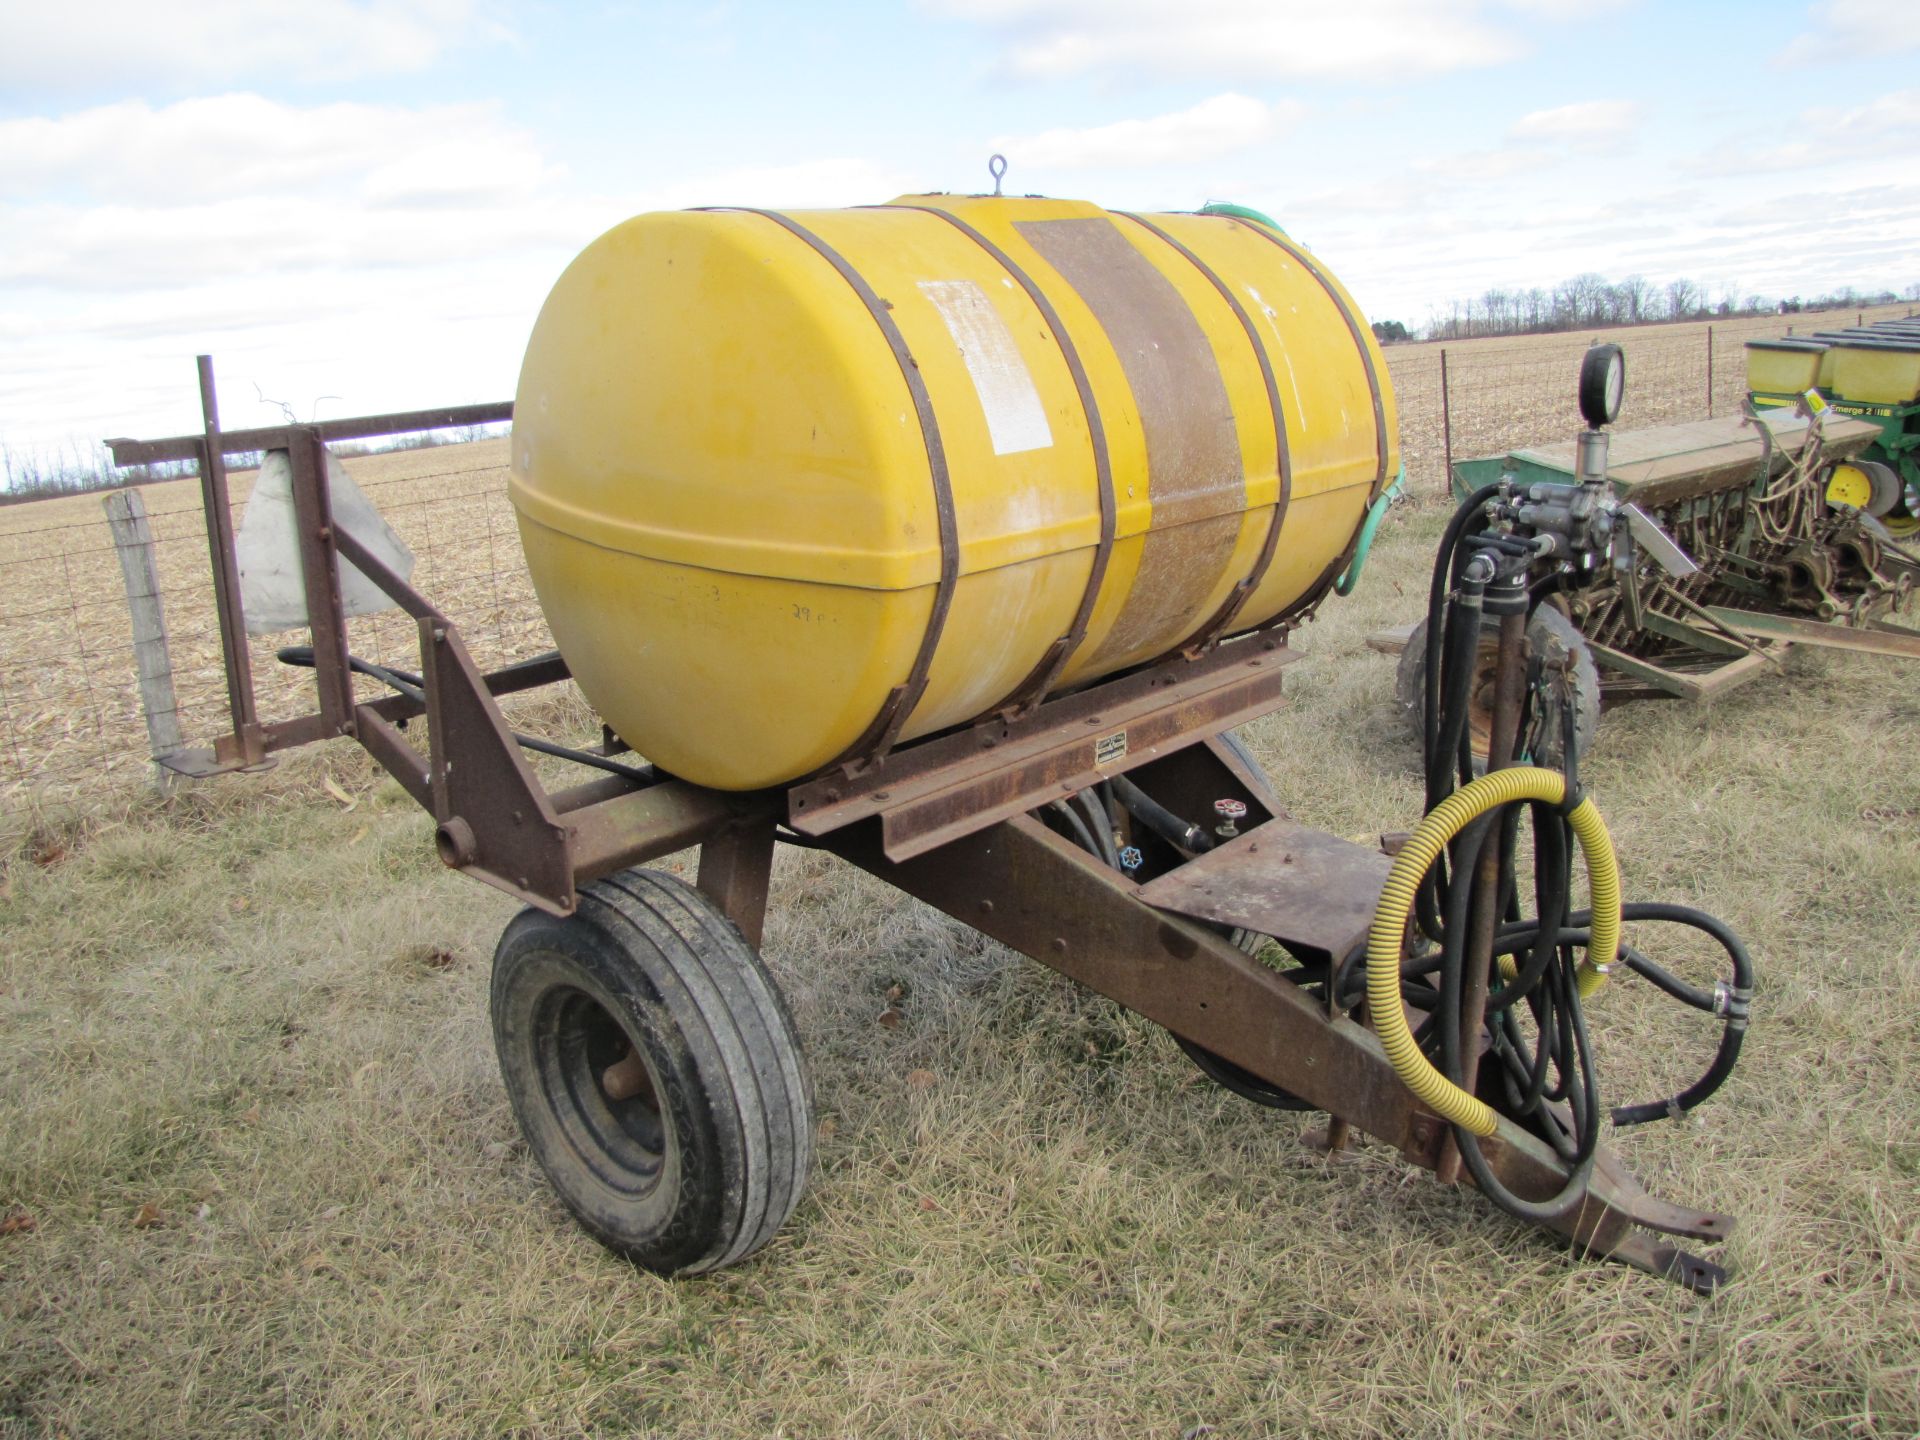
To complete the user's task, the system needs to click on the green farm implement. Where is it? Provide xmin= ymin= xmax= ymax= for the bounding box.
xmin=1374 ymin=362 xmax=1920 ymax=755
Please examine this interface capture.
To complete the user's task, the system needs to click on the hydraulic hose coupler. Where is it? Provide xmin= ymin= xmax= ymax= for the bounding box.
xmin=1460 ymin=551 xmax=1496 ymax=593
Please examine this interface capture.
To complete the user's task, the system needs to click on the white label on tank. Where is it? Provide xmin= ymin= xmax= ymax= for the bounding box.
xmin=917 ymin=278 xmax=1053 ymax=456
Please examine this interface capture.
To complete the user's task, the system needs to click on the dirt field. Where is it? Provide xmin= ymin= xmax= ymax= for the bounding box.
xmin=4 ymin=486 xmax=1918 ymax=1436
xmin=1 ymin=301 xmax=1910 ymax=815
xmin=0 ymin=439 xmax=540 ymax=807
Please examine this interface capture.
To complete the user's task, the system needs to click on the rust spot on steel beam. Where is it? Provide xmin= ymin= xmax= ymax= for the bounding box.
xmin=824 ymin=774 xmax=1733 ymax=1287
xmin=1135 ymin=820 xmax=1392 ymax=963
xmin=829 ymin=809 xmax=1428 ymax=1148
xmin=420 ymin=619 xmax=571 ymax=912
xmin=286 ymin=429 xmax=355 ymax=735
xmin=696 ymin=819 xmax=777 ymax=949
xmin=789 ymin=635 xmax=1297 ymax=858
xmin=567 ymin=782 xmax=770 ymax=891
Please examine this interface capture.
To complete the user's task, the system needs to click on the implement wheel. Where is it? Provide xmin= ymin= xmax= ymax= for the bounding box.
xmin=1395 ymin=605 xmax=1600 ymax=769
xmin=1036 ymin=733 xmax=1317 ymax=1112
xmin=491 ymin=868 xmax=813 ymax=1275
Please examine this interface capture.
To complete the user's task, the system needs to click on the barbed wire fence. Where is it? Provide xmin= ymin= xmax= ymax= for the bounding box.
xmin=3 ymin=302 xmax=1913 ymax=823
xmin=0 ymin=440 xmax=555 ymax=825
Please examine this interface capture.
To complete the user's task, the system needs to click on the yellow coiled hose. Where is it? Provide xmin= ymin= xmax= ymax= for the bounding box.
xmin=1365 ymin=766 xmax=1620 ymax=1137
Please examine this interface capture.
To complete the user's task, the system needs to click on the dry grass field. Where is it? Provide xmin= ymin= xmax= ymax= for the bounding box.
xmin=1382 ymin=301 xmax=1917 ymax=496
xmin=3 ymin=303 xmax=1919 ymax=1436
xmin=4 ymin=500 xmax=1919 ymax=1437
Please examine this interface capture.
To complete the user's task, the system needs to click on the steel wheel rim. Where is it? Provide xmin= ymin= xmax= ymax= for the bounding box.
xmin=533 ymin=983 xmax=667 ymax=1196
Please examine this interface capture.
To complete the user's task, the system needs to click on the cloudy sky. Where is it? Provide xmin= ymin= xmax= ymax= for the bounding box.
xmin=2 ymin=0 xmax=1916 ymax=461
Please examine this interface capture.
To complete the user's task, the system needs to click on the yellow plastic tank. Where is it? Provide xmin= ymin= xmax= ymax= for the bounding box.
xmin=510 ymin=195 xmax=1399 ymax=790
xmin=1830 ymin=339 xmax=1920 ymax=404
xmin=1744 ymin=338 xmax=1827 ymax=394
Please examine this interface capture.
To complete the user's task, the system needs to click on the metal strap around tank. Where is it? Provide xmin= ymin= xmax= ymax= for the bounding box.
xmin=1116 ymin=211 xmax=1292 ymax=655
xmin=885 ymin=202 xmax=1117 ymax=712
xmin=705 ymin=207 xmax=960 ymax=772
xmin=1220 ymin=215 xmax=1391 ymax=507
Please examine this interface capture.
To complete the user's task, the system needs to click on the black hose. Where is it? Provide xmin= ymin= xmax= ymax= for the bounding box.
xmin=1381 ymin=482 xmax=1755 ymax=1230
xmin=1110 ymin=774 xmax=1213 ymax=854
xmin=1415 ymin=574 xmax=1494 ymax=943
xmin=1422 ymin=481 xmax=1504 ymax=756
xmin=1609 ymin=904 xmax=1754 ymax=1127
xmin=1405 ymin=490 xmax=1608 ymax=1222
xmin=275 ymin=644 xmax=654 ymax=784
xmin=1046 ymin=799 xmax=1104 ymax=861
xmin=1072 ymin=789 xmax=1121 ymax=868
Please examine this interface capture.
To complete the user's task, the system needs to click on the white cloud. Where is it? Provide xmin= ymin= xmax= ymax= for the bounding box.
xmin=1803 ymin=88 xmax=1920 ymax=139
xmin=0 ymin=94 xmax=577 ymax=294
xmin=1677 ymin=142 xmax=1821 ymax=179
xmin=1778 ymin=0 xmax=1920 ymax=65
xmin=647 ymin=157 xmax=922 ymax=211
xmin=1508 ymin=99 xmax=1641 ymax=150
xmin=1412 ymin=146 xmax=1556 ymax=181
xmin=990 ymin=94 xmax=1300 ymax=170
xmin=0 ymin=90 xmax=918 ymax=451
xmin=1675 ymin=89 xmax=1917 ymax=179
xmin=1495 ymin=0 xmax=1633 ymax=15
xmin=925 ymin=0 xmax=1526 ymax=82
xmin=0 ymin=0 xmax=508 ymax=91
xmin=0 ymin=95 xmax=552 ymax=206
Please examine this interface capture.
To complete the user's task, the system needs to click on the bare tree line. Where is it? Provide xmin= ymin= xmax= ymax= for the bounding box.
xmin=1412 ymin=275 xmax=1920 ymax=342
xmin=1 ymin=423 xmax=509 ymax=504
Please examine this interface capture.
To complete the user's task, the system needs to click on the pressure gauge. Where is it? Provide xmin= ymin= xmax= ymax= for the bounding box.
xmin=1578 ymin=344 xmax=1626 ymax=428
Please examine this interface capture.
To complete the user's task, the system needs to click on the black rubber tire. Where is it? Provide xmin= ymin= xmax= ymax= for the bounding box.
xmin=1172 ymin=1032 xmax=1317 ymax=1111
xmin=1215 ymin=729 xmax=1281 ymax=813
xmin=491 ymin=868 xmax=814 ymax=1276
xmin=1394 ymin=604 xmax=1601 ymax=769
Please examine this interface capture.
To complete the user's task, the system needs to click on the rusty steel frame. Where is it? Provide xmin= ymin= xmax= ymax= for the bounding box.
xmin=107 ymin=358 xmax=1735 ymax=1293
xmin=788 ymin=630 xmax=1300 ymax=861
xmin=104 ymin=356 xmax=515 ymax=776
xmin=820 ymin=805 xmax=1731 ymax=1292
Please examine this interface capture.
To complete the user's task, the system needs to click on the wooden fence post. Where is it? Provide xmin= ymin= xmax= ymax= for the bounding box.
xmin=102 ymin=488 xmax=185 ymax=786
xmin=1706 ymin=324 xmax=1714 ymax=418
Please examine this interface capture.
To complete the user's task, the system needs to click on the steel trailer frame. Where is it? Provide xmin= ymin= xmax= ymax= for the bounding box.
xmin=106 ymin=361 xmax=1736 ymax=1293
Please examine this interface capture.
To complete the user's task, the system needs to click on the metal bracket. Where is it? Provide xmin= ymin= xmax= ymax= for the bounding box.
xmin=421 ymin=619 xmax=572 ymax=911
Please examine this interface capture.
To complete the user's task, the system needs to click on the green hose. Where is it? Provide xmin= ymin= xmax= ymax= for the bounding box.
xmin=1335 ymin=463 xmax=1404 ymax=597
xmin=1365 ymin=766 xmax=1620 ymax=1136
xmin=1197 ymin=200 xmax=1392 ymax=600
xmin=1197 ymin=201 xmax=1288 ymax=235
